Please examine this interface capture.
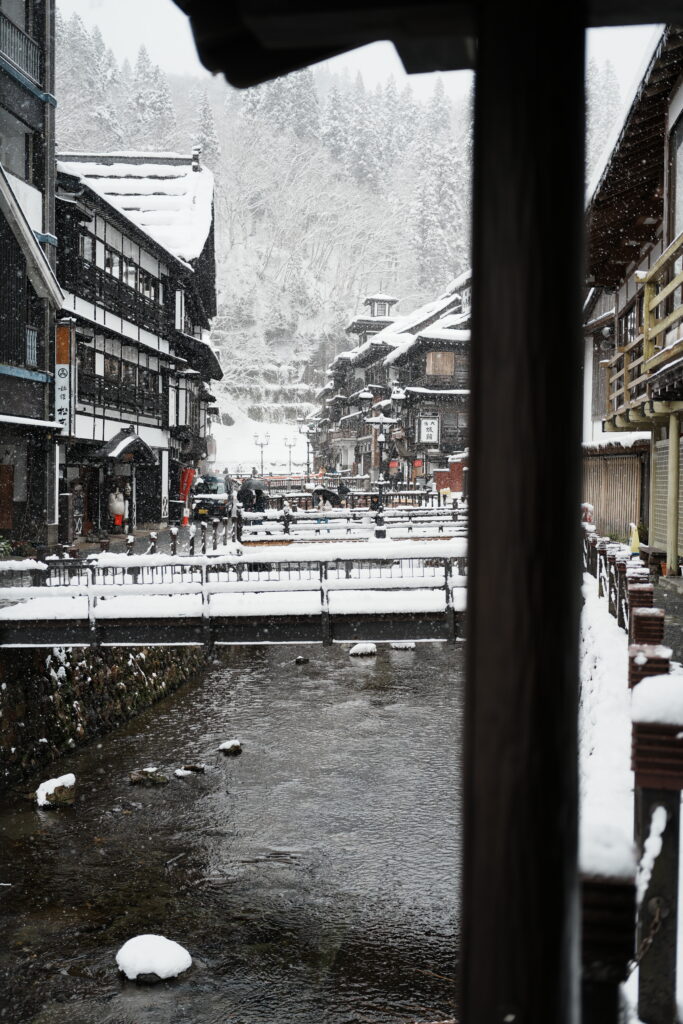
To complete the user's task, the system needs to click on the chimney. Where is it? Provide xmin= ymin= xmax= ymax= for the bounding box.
xmin=192 ymin=145 xmax=201 ymax=172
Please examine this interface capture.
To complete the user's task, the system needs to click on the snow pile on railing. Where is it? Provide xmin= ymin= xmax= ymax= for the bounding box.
xmin=579 ymin=574 xmax=637 ymax=880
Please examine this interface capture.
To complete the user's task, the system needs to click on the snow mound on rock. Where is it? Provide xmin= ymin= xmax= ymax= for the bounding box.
xmin=391 ymin=641 xmax=416 ymax=650
xmin=116 ymin=934 xmax=192 ymax=980
xmin=36 ymin=773 xmax=75 ymax=807
xmin=349 ymin=643 xmax=377 ymax=657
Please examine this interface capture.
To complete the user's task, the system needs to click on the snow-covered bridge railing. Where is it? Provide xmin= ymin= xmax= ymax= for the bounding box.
xmin=267 ymin=488 xmax=438 ymax=510
xmin=237 ymin=504 xmax=467 ymax=543
xmin=0 ymin=539 xmax=467 ymax=648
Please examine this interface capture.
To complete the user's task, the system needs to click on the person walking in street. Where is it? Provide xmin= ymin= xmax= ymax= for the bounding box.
xmin=237 ymin=480 xmax=255 ymax=511
xmin=254 ymin=489 xmax=267 ymax=513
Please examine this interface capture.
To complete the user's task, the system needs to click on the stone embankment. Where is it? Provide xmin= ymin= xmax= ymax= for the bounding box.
xmin=0 ymin=645 xmax=212 ymax=790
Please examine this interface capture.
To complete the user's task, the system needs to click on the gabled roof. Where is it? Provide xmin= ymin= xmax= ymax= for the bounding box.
xmin=94 ymin=425 xmax=157 ymax=463
xmin=0 ymin=166 xmax=63 ymax=308
xmin=586 ymin=26 xmax=681 ymax=287
xmin=56 ymin=152 xmax=214 ymax=267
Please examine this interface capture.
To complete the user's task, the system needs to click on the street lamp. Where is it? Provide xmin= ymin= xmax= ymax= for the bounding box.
xmin=284 ymin=436 xmax=296 ymax=475
xmin=364 ymin=412 xmax=398 ymax=532
xmin=253 ymin=433 xmax=270 ymax=477
xmin=297 ymin=416 xmax=317 ymax=483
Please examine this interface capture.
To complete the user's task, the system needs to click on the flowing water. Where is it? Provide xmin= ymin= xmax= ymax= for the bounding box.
xmin=0 ymin=642 xmax=463 ymax=1024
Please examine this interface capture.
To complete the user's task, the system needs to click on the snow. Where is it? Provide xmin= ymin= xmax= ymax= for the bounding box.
xmin=631 ymin=672 xmax=683 ymax=725
xmin=349 ymin=642 xmax=377 ymax=656
xmin=579 ymin=576 xmax=636 ymax=880
xmin=328 ymin=589 xmax=446 ymax=615
xmin=36 ymin=773 xmax=75 ymax=807
xmin=219 ymin=739 xmax=241 ymax=751
xmin=0 ymin=560 xmax=48 ymax=572
xmin=636 ymin=805 xmax=668 ymax=905
xmin=0 ymin=415 xmax=63 ymax=431
xmin=211 ymin=406 xmax=308 ymax=476
xmin=174 ymin=768 xmax=193 ymax=778
xmin=115 ymin=934 xmax=192 ymax=980
xmin=391 ymin=641 xmax=416 ymax=650
xmin=57 ymin=154 xmax=214 ymax=265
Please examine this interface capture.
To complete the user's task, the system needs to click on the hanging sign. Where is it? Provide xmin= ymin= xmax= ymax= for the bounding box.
xmin=413 ymin=459 xmax=423 ymax=468
xmin=388 ymin=460 xmax=399 ymax=470
xmin=418 ymin=417 xmax=440 ymax=444
xmin=54 ymin=322 xmax=74 ymax=435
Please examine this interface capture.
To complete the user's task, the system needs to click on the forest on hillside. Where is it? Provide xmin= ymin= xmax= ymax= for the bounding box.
xmin=55 ymin=13 xmax=621 ymax=421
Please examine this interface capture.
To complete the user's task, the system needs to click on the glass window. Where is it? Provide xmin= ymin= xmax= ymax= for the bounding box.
xmin=77 ymin=341 xmax=95 ymax=374
xmin=122 ymin=257 xmax=137 ymax=290
xmin=104 ymin=354 xmax=120 ymax=379
xmin=121 ymin=361 xmax=137 ymax=385
xmin=105 ymin=248 xmax=121 ymax=278
xmin=79 ymin=233 xmax=95 ymax=263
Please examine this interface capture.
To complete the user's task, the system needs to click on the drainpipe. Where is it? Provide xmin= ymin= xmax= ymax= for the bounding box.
xmin=667 ymin=412 xmax=680 ymax=575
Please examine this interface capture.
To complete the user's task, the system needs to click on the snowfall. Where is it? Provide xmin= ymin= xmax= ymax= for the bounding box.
xmin=580 ymin=571 xmax=683 ymax=1019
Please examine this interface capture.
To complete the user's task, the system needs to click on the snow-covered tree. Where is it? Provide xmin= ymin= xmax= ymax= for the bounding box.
xmin=129 ymin=47 xmax=179 ymax=151
xmin=587 ymin=58 xmax=622 ymax=177
xmin=197 ymin=90 xmax=221 ymax=171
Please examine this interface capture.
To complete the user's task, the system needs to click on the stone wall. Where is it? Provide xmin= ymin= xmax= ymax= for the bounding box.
xmin=0 ymin=645 xmax=212 ymax=791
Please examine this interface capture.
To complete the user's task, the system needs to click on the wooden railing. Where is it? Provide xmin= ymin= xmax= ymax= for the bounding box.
xmin=607 ymin=230 xmax=683 ymax=415
xmin=0 ymin=10 xmax=41 ymax=84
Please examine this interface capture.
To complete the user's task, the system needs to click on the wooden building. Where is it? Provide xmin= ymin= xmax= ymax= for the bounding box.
xmin=0 ymin=0 xmax=63 ymax=543
xmin=586 ymin=25 xmax=683 ymax=570
xmin=314 ymin=273 xmax=470 ymax=484
xmin=53 ymin=152 xmax=221 ymax=536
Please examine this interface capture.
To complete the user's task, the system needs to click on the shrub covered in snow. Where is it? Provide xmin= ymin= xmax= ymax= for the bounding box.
xmin=116 ymin=934 xmax=192 ymax=981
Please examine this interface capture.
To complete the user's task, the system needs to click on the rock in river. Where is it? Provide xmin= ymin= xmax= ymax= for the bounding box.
xmin=116 ymin=934 xmax=192 ymax=982
xmin=35 ymin=773 xmax=76 ymax=807
xmin=218 ymin=739 xmax=242 ymax=756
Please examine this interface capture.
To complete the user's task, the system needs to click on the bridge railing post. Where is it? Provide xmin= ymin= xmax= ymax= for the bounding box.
xmin=189 ymin=524 xmax=196 ymax=556
xmin=200 ymin=522 xmax=207 ymax=555
xmin=169 ymin=526 xmax=178 ymax=556
xmin=126 ymin=535 xmax=135 ymax=557
xmin=444 ymin=559 xmax=456 ymax=641
xmin=148 ymin=531 xmax=157 ymax=554
xmin=212 ymin=518 xmax=219 ymax=552
xmin=222 ymin=516 xmax=229 ymax=546
xmin=320 ymin=561 xmax=331 ymax=644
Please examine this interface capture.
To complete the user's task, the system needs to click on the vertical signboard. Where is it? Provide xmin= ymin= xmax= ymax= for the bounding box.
xmin=54 ymin=322 xmax=74 ymax=436
xmin=419 ymin=417 xmax=440 ymax=445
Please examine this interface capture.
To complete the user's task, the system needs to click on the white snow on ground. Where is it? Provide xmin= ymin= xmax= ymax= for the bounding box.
xmin=580 ymin=571 xmax=683 ymax=1020
xmin=210 ymin=407 xmax=308 ymax=477
xmin=35 ymin=773 xmax=75 ymax=807
xmin=579 ymin=576 xmax=636 ymax=880
xmin=115 ymin=934 xmax=192 ymax=980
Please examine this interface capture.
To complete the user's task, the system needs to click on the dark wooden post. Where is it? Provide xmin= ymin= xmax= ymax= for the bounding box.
xmin=462 ymin=6 xmax=584 ymax=1021
xmin=631 ymin=645 xmax=681 ymax=1024
xmin=598 ymin=539 xmax=609 ymax=598
xmin=169 ymin=526 xmax=178 ymax=556
xmin=189 ymin=525 xmax=196 ymax=557
xmin=222 ymin=516 xmax=229 ymax=546
xmin=631 ymin=608 xmax=665 ymax=647
xmin=628 ymin=584 xmax=655 ymax=643
xmin=200 ymin=521 xmax=207 ymax=555
xmin=616 ymin=557 xmax=629 ymax=630
xmin=148 ymin=531 xmax=157 ymax=554
xmin=212 ymin=518 xmax=219 ymax=551
xmin=126 ymin=535 xmax=135 ymax=557
xmin=581 ymin=875 xmax=636 ymax=1024
xmin=607 ymin=550 xmax=618 ymax=618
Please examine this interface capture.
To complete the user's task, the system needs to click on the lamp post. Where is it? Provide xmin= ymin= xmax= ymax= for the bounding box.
xmin=364 ymin=412 xmax=398 ymax=533
xmin=284 ymin=437 xmax=296 ymax=475
xmin=253 ymin=433 xmax=270 ymax=477
xmin=297 ymin=416 xmax=318 ymax=483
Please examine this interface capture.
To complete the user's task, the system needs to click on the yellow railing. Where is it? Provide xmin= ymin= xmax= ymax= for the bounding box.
xmin=606 ymin=229 xmax=683 ymax=415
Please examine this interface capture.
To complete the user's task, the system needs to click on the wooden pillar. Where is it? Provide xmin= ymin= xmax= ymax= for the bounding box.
xmin=666 ymin=412 xmax=679 ymax=575
xmin=462 ymin=6 xmax=584 ymax=1022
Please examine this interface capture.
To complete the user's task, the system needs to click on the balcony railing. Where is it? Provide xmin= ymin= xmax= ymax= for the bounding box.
xmin=78 ymin=370 xmax=161 ymax=419
xmin=0 ymin=10 xmax=42 ymax=84
xmin=606 ymin=229 xmax=683 ymax=416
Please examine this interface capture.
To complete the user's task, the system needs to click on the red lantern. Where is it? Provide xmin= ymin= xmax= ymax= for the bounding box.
xmin=389 ymin=460 xmax=399 ymax=469
xmin=413 ymin=459 xmax=423 ymax=468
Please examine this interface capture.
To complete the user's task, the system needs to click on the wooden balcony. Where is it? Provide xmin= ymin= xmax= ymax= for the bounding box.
xmin=606 ymin=229 xmax=683 ymax=421
xmin=0 ymin=10 xmax=42 ymax=84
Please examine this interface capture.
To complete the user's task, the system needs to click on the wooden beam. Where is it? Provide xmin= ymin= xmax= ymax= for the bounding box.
xmin=462 ymin=5 xmax=582 ymax=1022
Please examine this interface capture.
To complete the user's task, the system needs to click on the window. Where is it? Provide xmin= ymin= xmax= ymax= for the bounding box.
xmin=139 ymin=269 xmax=158 ymax=303
xmin=79 ymin=233 xmax=95 ymax=263
xmin=671 ymin=114 xmax=683 ymax=242
xmin=618 ymin=302 xmax=640 ymax=347
xmin=375 ymin=301 xmax=387 ymax=316
xmin=0 ymin=105 xmax=31 ymax=180
xmin=77 ymin=341 xmax=95 ymax=374
xmin=104 ymin=354 xmax=120 ymax=379
xmin=121 ymin=256 xmax=137 ymax=290
xmin=121 ymin=361 xmax=137 ymax=385
xmin=426 ymin=350 xmax=456 ymax=376
xmin=104 ymin=248 xmax=121 ymax=278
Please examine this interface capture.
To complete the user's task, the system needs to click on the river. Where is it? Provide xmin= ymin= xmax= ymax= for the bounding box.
xmin=0 ymin=641 xmax=463 ymax=1024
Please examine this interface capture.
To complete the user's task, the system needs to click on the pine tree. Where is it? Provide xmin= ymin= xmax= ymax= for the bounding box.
xmin=89 ymin=27 xmax=124 ymax=149
xmin=321 ymin=84 xmax=350 ymax=164
xmin=197 ymin=89 xmax=221 ymax=170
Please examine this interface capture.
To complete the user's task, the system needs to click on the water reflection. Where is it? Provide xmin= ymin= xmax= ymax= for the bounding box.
xmin=0 ymin=642 xmax=462 ymax=1023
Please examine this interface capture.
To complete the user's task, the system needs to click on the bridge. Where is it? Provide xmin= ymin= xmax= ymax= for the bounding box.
xmin=0 ymin=538 xmax=467 ymax=648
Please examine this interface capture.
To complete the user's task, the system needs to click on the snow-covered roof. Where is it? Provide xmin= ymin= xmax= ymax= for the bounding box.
xmin=364 ymin=293 xmax=398 ymax=305
xmin=57 ymin=152 xmax=214 ymax=265
xmin=439 ymin=268 xmax=471 ymax=296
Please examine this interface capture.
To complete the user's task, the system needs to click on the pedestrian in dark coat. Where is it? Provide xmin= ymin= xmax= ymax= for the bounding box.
xmin=237 ymin=483 xmax=255 ymax=510
xmin=254 ymin=489 xmax=267 ymax=513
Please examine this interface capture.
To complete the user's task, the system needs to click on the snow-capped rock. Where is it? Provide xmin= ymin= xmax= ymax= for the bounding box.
xmin=115 ymin=934 xmax=192 ymax=982
xmin=349 ymin=643 xmax=377 ymax=657
xmin=129 ymin=768 xmax=169 ymax=786
xmin=35 ymin=773 xmax=75 ymax=807
xmin=391 ymin=641 xmax=416 ymax=650
xmin=218 ymin=739 xmax=242 ymax=755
